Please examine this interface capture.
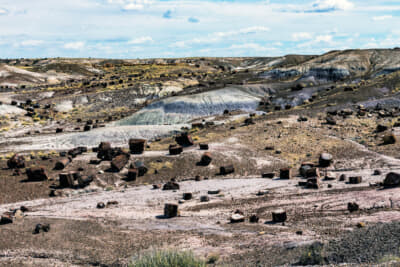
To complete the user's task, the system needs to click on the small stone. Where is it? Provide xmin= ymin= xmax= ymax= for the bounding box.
xmin=272 ymin=209 xmax=287 ymax=223
xmin=230 ymin=214 xmax=245 ymax=223
xmin=200 ymin=195 xmax=210 ymax=202
xmin=164 ymin=203 xmax=178 ymax=218
xmin=183 ymin=193 xmax=193 ymax=200
xmin=348 ymin=202 xmax=359 ymax=212
xmin=373 ymin=170 xmax=382 ymax=176
xmin=97 ymin=202 xmax=106 ymax=209
xmin=249 ymin=214 xmax=259 ymax=223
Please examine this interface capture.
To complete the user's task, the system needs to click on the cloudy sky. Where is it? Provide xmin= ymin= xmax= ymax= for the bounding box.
xmin=0 ymin=0 xmax=399 ymax=58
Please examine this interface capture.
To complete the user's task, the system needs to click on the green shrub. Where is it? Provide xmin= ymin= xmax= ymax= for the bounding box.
xmin=131 ymin=250 xmax=206 ymax=267
xmin=298 ymin=242 xmax=325 ymax=266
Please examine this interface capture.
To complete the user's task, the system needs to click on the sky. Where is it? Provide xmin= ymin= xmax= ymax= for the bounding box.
xmin=0 ymin=0 xmax=399 ymax=58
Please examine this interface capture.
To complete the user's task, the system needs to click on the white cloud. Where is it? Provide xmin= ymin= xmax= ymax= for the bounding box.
xmin=64 ymin=41 xmax=85 ymax=50
xmin=0 ymin=8 xmax=7 ymax=15
xmin=315 ymin=34 xmax=333 ymax=43
xmin=292 ymin=32 xmax=313 ymax=41
xmin=229 ymin=43 xmax=270 ymax=51
xmin=123 ymin=3 xmax=143 ymax=10
xmin=20 ymin=40 xmax=44 ymax=46
xmin=298 ymin=34 xmax=334 ymax=49
xmin=310 ymin=0 xmax=354 ymax=12
xmin=107 ymin=0 xmax=152 ymax=11
xmin=128 ymin=36 xmax=153 ymax=44
xmin=214 ymin=26 xmax=270 ymax=38
xmin=171 ymin=26 xmax=270 ymax=48
xmin=372 ymin=15 xmax=392 ymax=21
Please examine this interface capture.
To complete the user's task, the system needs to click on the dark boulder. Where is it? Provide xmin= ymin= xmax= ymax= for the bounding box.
xmin=26 ymin=167 xmax=48 ymax=181
xmin=383 ymin=172 xmax=400 ymax=188
xmin=7 ymin=154 xmax=25 ymax=169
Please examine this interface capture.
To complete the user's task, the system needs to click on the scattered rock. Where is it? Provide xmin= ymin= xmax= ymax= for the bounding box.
xmin=199 ymin=143 xmax=209 ymax=150
xmin=280 ymin=168 xmax=292 ymax=179
xmin=33 ymin=223 xmax=50 ymax=234
xmin=306 ymin=178 xmax=321 ymax=189
xmin=0 ymin=215 xmax=13 ymax=225
xmin=272 ymin=209 xmax=287 ymax=223
xmin=97 ymin=202 xmax=106 ymax=209
xmin=220 ymin=165 xmax=234 ymax=175
xmin=54 ymin=158 xmax=71 ymax=170
xmin=175 ymin=132 xmax=194 ymax=147
xmin=110 ymin=153 xmax=129 ymax=171
xmin=319 ymin=153 xmax=333 ymax=167
xmin=326 ymin=116 xmax=336 ymax=125
xmin=348 ymin=202 xmax=359 ymax=212
xmin=199 ymin=152 xmax=212 ymax=166
xmin=131 ymin=161 xmax=148 ymax=176
xmin=324 ymin=172 xmax=336 ymax=181
xmin=208 ymin=190 xmax=221 ymax=195
xmin=129 ymin=139 xmax=147 ymax=154
xmin=249 ymin=214 xmax=259 ymax=223
xmin=59 ymin=172 xmax=75 ymax=188
xmin=383 ymin=134 xmax=396 ymax=145
xmin=262 ymin=172 xmax=275 ymax=178
xmin=127 ymin=169 xmax=137 ymax=181
xmin=383 ymin=172 xmax=400 ymax=188
xmin=200 ymin=195 xmax=210 ymax=202
xmin=376 ymin=124 xmax=388 ymax=133
xmin=163 ymin=181 xmax=180 ymax=190
xmin=164 ymin=203 xmax=178 ymax=218
xmin=107 ymin=201 xmax=118 ymax=206
xmin=373 ymin=170 xmax=382 ymax=175
xmin=169 ymin=144 xmax=183 ymax=155
xmin=230 ymin=214 xmax=245 ymax=223
xmin=7 ymin=154 xmax=25 ymax=169
xmin=26 ymin=167 xmax=48 ymax=181
xmin=183 ymin=193 xmax=193 ymax=200
xmin=349 ymin=176 xmax=362 ymax=184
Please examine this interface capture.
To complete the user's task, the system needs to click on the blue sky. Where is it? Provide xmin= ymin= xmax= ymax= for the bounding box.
xmin=0 ymin=0 xmax=399 ymax=58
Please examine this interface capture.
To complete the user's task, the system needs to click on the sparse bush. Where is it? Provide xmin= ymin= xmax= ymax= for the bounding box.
xmin=298 ymin=242 xmax=325 ymax=266
xmin=206 ymin=253 xmax=220 ymax=264
xmin=131 ymin=250 xmax=205 ymax=267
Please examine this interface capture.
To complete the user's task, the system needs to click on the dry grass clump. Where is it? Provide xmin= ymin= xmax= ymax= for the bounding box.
xmin=131 ymin=250 xmax=206 ymax=267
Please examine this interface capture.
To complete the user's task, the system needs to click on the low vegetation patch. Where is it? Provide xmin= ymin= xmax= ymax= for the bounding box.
xmin=131 ymin=250 xmax=206 ymax=267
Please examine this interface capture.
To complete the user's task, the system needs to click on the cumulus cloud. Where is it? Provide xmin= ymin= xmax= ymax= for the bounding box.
xmin=315 ymin=34 xmax=334 ymax=43
xmin=128 ymin=36 xmax=153 ymax=44
xmin=20 ymin=40 xmax=44 ymax=46
xmin=298 ymin=34 xmax=335 ymax=49
xmin=107 ymin=0 xmax=151 ymax=11
xmin=64 ymin=41 xmax=85 ymax=50
xmin=309 ymin=0 xmax=354 ymax=12
xmin=0 ymin=8 xmax=8 ymax=15
xmin=214 ymin=26 xmax=270 ymax=38
xmin=292 ymin=32 xmax=313 ymax=41
xmin=171 ymin=26 xmax=270 ymax=48
xmin=372 ymin=15 xmax=392 ymax=21
xmin=230 ymin=43 xmax=269 ymax=51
